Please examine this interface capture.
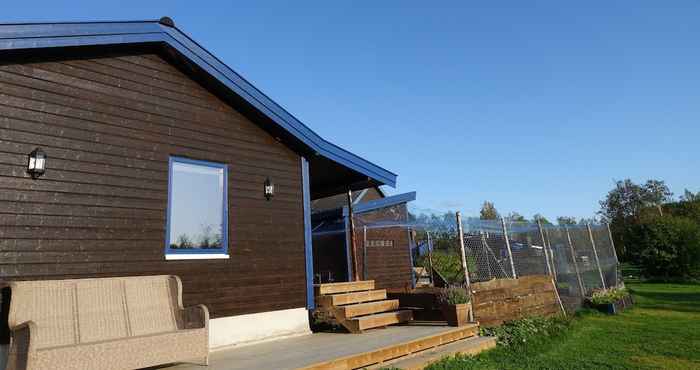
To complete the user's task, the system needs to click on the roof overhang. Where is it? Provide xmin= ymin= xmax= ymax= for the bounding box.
xmin=0 ymin=19 xmax=397 ymax=197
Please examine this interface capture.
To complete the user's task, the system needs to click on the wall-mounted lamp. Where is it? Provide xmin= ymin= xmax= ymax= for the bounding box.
xmin=264 ymin=177 xmax=275 ymax=201
xmin=27 ymin=147 xmax=47 ymax=179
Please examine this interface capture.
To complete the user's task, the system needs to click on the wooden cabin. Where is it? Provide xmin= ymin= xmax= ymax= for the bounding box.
xmin=0 ymin=18 xmax=399 ymax=349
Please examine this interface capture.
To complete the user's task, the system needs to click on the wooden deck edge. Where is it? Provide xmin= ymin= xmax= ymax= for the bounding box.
xmin=297 ymin=324 xmax=480 ymax=370
xmin=366 ymin=336 xmax=497 ymax=370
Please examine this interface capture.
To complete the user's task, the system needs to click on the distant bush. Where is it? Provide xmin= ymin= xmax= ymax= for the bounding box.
xmin=626 ymin=216 xmax=700 ymax=279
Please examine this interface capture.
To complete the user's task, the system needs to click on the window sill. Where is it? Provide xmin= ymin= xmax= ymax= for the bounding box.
xmin=165 ymin=254 xmax=230 ymax=260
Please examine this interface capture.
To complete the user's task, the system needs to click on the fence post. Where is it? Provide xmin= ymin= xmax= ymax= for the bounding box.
xmin=456 ymin=212 xmax=471 ymax=288
xmin=501 ymin=218 xmax=517 ymax=279
xmin=587 ymin=224 xmax=607 ymax=290
xmin=565 ymin=226 xmax=586 ymax=297
xmin=362 ymin=225 xmax=368 ymax=281
xmin=427 ymin=231 xmax=435 ymax=286
xmin=543 ymin=226 xmax=558 ymax=280
xmin=605 ymin=223 xmax=620 ymax=287
xmin=537 ymin=220 xmax=553 ymax=277
xmin=455 ymin=212 xmax=473 ymax=321
xmin=480 ymin=233 xmax=493 ymax=280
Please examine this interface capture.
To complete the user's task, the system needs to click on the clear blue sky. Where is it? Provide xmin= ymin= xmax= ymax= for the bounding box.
xmin=5 ymin=1 xmax=699 ymax=220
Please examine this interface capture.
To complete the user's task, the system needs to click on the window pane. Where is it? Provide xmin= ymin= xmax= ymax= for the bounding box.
xmin=169 ymin=161 xmax=225 ymax=250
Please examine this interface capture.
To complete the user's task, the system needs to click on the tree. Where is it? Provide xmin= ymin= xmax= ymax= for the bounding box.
xmin=578 ymin=217 xmax=600 ymax=225
xmin=681 ymin=189 xmax=699 ymax=202
xmin=599 ymin=179 xmax=671 ymax=223
xmin=175 ymin=234 xmax=193 ymax=249
xmin=505 ymin=212 xmax=526 ymax=222
xmin=625 ymin=216 xmax=700 ymax=279
xmin=533 ymin=213 xmax=552 ymax=225
xmin=599 ymin=179 xmax=673 ymax=259
xmin=557 ymin=216 xmax=577 ymax=225
xmin=480 ymin=201 xmax=499 ymax=220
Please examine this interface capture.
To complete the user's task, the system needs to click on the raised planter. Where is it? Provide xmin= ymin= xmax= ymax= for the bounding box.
xmin=441 ymin=302 xmax=471 ymax=327
xmin=588 ymin=294 xmax=634 ymax=315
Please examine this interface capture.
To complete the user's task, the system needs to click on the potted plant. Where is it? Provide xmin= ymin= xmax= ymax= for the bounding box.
xmin=438 ymin=286 xmax=471 ymax=326
xmin=585 ymin=287 xmax=633 ymax=314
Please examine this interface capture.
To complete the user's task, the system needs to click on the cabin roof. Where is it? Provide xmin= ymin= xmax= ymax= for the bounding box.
xmin=0 ymin=18 xmax=397 ymax=196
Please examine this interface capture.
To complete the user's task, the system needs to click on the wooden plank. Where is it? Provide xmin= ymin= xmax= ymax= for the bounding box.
xmin=349 ymin=310 xmax=413 ymax=332
xmin=316 ymin=280 xmax=375 ymax=295
xmin=338 ymin=300 xmax=400 ymax=319
xmin=299 ymin=324 xmax=480 ymax=370
xmin=318 ymin=289 xmax=387 ymax=307
xmin=366 ymin=336 xmax=497 ymax=370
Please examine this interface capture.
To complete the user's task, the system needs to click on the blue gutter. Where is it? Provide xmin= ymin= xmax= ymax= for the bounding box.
xmin=0 ymin=19 xmax=397 ymax=188
xmin=301 ymin=158 xmax=314 ymax=309
xmin=342 ymin=191 xmax=417 ymax=216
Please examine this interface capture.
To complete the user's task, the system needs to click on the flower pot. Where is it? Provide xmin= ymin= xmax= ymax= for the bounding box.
xmin=588 ymin=295 xmax=634 ymax=315
xmin=441 ymin=302 xmax=471 ymax=327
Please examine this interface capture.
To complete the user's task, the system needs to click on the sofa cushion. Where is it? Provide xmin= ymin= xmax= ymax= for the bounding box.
xmin=8 ymin=281 xmax=77 ymax=349
xmin=75 ymin=279 xmax=128 ymax=343
xmin=124 ymin=276 xmax=178 ymax=336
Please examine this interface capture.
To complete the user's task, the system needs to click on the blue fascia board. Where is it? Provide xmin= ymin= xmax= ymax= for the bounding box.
xmin=343 ymin=191 xmax=417 ymax=216
xmin=0 ymin=20 xmax=397 ymax=188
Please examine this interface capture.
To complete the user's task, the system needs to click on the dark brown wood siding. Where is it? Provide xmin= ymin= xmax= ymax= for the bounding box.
xmin=0 ymin=50 xmax=306 ymax=318
xmin=355 ymin=204 xmax=413 ymax=292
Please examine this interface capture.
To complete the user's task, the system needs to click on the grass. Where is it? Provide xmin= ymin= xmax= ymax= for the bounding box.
xmin=426 ymin=282 xmax=700 ymax=369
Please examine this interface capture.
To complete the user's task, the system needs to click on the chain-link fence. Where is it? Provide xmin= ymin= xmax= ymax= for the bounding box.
xmin=313 ymin=201 xmax=621 ymax=314
xmin=410 ymin=213 xmax=621 ymax=314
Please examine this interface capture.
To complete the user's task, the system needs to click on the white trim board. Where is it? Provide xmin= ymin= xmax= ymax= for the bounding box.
xmin=209 ymin=307 xmax=311 ymax=349
xmin=165 ymin=254 xmax=229 ymax=260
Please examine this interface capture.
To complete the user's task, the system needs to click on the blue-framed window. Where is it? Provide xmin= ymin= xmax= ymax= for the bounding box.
xmin=165 ymin=157 xmax=229 ymax=259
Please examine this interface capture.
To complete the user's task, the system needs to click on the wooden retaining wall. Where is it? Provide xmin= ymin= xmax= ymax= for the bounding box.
xmin=471 ymin=275 xmax=560 ymax=327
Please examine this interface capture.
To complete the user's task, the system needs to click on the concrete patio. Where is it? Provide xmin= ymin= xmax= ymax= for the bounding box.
xmin=157 ymin=323 xmax=484 ymax=370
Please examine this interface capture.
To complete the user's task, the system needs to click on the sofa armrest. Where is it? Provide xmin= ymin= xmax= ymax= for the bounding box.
xmin=183 ymin=304 xmax=209 ymax=330
xmin=6 ymin=321 xmax=37 ymax=370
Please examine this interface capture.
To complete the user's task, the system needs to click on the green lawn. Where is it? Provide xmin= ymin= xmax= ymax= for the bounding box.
xmin=426 ymin=283 xmax=700 ymax=369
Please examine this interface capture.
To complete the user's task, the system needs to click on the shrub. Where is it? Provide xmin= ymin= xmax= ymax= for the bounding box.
xmin=438 ymin=286 xmax=470 ymax=305
xmin=625 ymin=216 xmax=700 ymax=279
xmin=587 ymin=287 xmax=629 ymax=305
xmin=480 ymin=316 xmax=571 ymax=347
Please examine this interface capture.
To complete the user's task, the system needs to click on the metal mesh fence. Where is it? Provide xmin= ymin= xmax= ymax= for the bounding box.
xmin=313 ymin=202 xmax=620 ymax=314
xmin=409 ymin=214 xmax=620 ymax=314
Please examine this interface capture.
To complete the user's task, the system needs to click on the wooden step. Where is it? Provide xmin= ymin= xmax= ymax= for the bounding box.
xmin=345 ymin=310 xmax=413 ymax=333
xmin=315 ymin=280 xmax=375 ymax=295
xmin=299 ymin=324 xmax=482 ymax=369
xmin=366 ymin=336 xmax=497 ymax=370
xmin=318 ymin=289 xmax=387 ymax=307
xmin=336 ymin=299 xmax=400 ymax=319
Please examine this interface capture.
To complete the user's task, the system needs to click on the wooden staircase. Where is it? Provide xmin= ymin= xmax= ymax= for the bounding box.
xmin=315 ymin=280 xmax=413 ymax=333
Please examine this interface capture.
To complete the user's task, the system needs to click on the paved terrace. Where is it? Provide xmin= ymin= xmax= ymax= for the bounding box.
xmin=158 ymin=323 xmax=460 ymax=370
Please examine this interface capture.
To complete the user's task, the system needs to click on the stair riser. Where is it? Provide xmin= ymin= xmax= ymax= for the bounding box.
xmin=349 ymin=310 xmax=413 ymax=332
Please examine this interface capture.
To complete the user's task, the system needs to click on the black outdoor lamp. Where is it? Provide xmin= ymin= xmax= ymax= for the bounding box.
xmin=27 ymin=147 xmax=47 ymax=179
xmin=264 ymin=177 xmax=275 ymax=201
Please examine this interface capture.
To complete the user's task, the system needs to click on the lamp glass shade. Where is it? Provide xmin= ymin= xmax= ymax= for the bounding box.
xmin=27 ymin=148 xmax=47 ymax=177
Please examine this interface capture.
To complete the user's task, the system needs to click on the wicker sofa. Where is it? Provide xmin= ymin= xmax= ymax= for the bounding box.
xmin=4 ymin=275 xmax=209 ymax=370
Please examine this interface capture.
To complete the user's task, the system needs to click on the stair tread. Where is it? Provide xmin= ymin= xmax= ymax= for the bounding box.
xmin=319 ymin=289 xmax=388 ymax=307
xmin=338 ymin=299 xmax=401 ymax=318
xmin=315 ymin=280 xmax=375 ymax=295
